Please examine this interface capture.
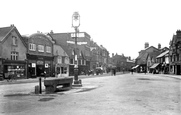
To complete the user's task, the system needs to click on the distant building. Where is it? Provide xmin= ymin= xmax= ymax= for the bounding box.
xmin=169 ymin=30 xmax=181 ymax=75
xmin=136 ymin=43 xmax=161 ymax=73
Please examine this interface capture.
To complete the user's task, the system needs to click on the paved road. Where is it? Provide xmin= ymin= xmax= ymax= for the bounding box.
xmin=0 ymin=73 xmax=180 ymax=115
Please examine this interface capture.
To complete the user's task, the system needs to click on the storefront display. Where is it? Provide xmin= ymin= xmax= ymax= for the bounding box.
xmin=4 ymin=65 xmax=25 ymax=79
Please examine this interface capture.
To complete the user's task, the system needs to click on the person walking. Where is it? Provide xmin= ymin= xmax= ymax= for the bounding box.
xmin=131 ymin=69 xmax=133 ymax=74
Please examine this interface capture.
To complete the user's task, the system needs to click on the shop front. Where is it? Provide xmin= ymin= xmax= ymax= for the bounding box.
xmin=0 ymin=58 xmax=4 ymax=80
xmin=27 ymin=55 xmax=53 ymax=78
xmin=3 ymin=60 xmax=27 ymax=79
xmin=55 ymin=63 xmax=69 ymax=77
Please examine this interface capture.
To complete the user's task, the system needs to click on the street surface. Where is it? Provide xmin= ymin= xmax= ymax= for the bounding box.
xmin=0 ymin=73 xmax=180 ymax=115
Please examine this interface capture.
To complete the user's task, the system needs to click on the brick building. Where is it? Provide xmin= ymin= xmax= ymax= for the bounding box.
xmin=169 ymin=30 xmax=181 ymax=75
xmin=0 ymin=25 xmax=27 ymax=79
xmin=25 ymin=32 xmax=54 ymax=78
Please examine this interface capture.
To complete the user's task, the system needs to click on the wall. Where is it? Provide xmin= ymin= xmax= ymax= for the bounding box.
xmin=1 ymin=30 xmax=26 ymax=60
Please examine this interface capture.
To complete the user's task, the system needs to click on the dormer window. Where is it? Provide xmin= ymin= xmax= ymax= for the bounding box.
xmin=46 ymin=46 xmax=51 ymax=53
xmin=29 ymin=43 xmax=36 ymax=51
xmin=38 ymin=45 xmax=44 ymax=52
xmin=12 ymin=36 xmax=17 ymax=46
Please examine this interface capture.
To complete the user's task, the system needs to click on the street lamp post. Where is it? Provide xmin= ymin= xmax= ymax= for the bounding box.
xmin=72 ymin=12 xmax=82 ymax=86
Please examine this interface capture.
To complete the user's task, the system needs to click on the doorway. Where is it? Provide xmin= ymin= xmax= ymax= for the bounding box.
xmin=177 ymin=65 xmax=181 ymax=75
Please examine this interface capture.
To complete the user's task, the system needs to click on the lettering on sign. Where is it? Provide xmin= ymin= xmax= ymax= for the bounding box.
xmin=37 ymin=60 xmax=44 ymax=65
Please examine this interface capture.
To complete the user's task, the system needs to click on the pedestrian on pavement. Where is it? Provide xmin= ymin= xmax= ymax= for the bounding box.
xmin=113 ymin=69 xmax=116 ymax=76
xmin=131 ymin=69 xmax=133 ymax=74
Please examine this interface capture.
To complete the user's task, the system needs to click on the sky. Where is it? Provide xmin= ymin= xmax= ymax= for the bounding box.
xmin=1 ymin=0 xmax=181 ymax=59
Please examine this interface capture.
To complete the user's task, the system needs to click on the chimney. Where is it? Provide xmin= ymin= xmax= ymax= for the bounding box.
xmin=176 ymin=30 xmax=181 ymax=38
xmin=158 ymin=43 xmax=161 ymax=49
xmin=112 ymin=53 xmax=114 ymax=57
xmin=145 ymin=42 xmax=149 ymax=49
xmin=50 ymin=30 xmax=54 ymax=34
xmin=10 ymin=24 xmax=14 ymax=27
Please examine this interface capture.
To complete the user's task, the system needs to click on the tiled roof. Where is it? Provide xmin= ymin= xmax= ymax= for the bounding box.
xmin=0 ymin=26 xmax=14 ymax=42
xmin=22 ymin=35 xmax=29 ymax=47
xmin=49 ymin=33 xmax=80 ymax=58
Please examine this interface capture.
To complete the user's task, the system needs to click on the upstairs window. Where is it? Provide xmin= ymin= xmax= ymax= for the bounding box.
xmin=46 ymin=46 xmax=51 ymax=53
xmin=62 ymin=57 xmax=65 ymax=63
xmin=57 ymin=57 xmax=61 ymax=64
xmin=70 ymin=59 xmax=74 ymax=64
xmin=29 ymin=43 xmax=36 ymax=51
xmin=38 ymin=45 xmax=44 ymax=52
xmin=12 ymin=36 xmax=17 ymax=46
xmin=11 ymin=51 xmax=18 ymax=60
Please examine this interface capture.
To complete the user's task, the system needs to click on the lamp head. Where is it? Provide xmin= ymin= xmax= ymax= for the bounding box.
xmin=72 ymin=12 xmax=80 ymax=28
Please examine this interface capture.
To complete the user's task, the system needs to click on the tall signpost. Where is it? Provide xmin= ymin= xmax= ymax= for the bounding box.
xmin=72 ymin=12 xmax=82 ymax=86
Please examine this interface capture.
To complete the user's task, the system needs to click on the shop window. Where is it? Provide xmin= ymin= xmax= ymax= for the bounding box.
xmin=29 ymin=43 xmax=36 ymax=51
xmin=5 ymin=65 xmax=25 ymax=78
xmin=38 ymin=45 xmax=44 ymax=52
xmin=61 ymin=67 xmax=67 ymax=74
xmin=12 ymin=36 xmax=17 ymax=46
xmin=11 ymin=51 xmax=18 ymax=60
xmin=46 ymin=46 xmax=51 ymax=53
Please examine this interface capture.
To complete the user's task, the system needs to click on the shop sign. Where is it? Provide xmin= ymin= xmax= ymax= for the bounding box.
xmin=37 ymin=60 xmax=44 ymax=65
xmin=45 ymin=63 xmax=49 ymax=68
xmin=32 ymin=63 xmax=36 ymax=67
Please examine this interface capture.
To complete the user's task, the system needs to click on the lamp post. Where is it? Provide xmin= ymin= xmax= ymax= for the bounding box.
xmin=72 ymin=12 xmax=82 ymax=86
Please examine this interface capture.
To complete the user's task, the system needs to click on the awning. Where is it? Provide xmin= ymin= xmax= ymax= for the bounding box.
xmin=150 ymin=63 xmax=160 ymax=69
xmin=156 ymin=50 xmax=169 ymax=58
xmin=132 ymin=65 xmax=139 ymax=69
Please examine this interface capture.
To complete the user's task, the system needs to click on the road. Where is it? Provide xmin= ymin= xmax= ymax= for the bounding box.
xmin=0 ymin=73 xmax=180 ymax=115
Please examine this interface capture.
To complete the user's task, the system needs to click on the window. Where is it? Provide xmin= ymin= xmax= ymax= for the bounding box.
xmin=84 ymin=60 xmax=86 ymax=65
xmin=46 ymin=46 xmax=51 ymax=53
xmin=29 ymin=43 xmax=36 ymax=51
xmin=70 ymin=59 xmax=74 ymax=64
xmin=78 ymin=59 xmax=81 ymax=65
xmin=12 ymin=36 xmax=17 ymax=46
xmin=82 ymin=60 xmax=84 ymax=65
xmin=72 ymin=50 xmax=74 ymax=55
xmin=38 ymin=45 xmax=44 ymax=52
xmin=11 ymin=52 xmax=18 ymax=60
xmin=61 ymin=67 xmax=67 ymax=74
xmin=57 ymin=57 xmax=61 ymax=63
xmin=62 ymin=57 xmax=65 ymax=63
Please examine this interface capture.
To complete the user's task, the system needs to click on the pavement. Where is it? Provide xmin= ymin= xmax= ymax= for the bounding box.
xmin=1 ymin=72 xmax=180 ymax=115
xmin=0 ymin=72 xmax=125 ymax=85
xmin=0 ymin=72 xmax=180 ymax=86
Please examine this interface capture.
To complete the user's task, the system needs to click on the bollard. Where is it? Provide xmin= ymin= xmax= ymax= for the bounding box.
xmin=39 ymin=77 xmax=42 ymax=94
xmin=35 ymin=85 xmax=39 ymax=94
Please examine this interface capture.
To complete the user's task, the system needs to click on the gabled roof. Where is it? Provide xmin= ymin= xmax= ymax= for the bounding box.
xmin=0 ymin=26 xmax=14 ymax=42
xmin=145 ymin=46 xmax=159 ymax=51
xmin=0 ymin=25 xmax=27 ymax=48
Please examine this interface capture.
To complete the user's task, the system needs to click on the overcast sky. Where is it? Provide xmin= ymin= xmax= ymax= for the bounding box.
xmin=1 ymin=0 xmax=181 ymax=59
